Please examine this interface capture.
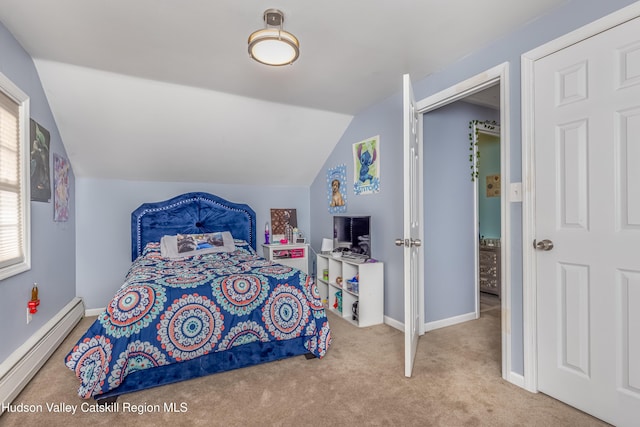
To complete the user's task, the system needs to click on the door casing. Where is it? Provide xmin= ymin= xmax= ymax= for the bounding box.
xmin=416 ymin=62 xmax=512 ymax=383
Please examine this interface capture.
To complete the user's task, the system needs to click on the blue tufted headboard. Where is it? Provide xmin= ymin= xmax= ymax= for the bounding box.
xmin=131 ymin=192 xmax=256 ymax=261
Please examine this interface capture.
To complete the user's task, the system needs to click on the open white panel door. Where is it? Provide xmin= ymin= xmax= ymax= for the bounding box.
xmin=398 ymin=74 xmax=422 ymax=377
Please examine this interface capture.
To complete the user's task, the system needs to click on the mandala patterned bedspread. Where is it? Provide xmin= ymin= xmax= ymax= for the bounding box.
xmin=65 ymin=241 xmax=331 ymax=398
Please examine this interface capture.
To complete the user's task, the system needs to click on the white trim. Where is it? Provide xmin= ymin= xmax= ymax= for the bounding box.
xmin=417 ymin=62 xmax=513 ymax=384
xmin=0 ymin=72 xmax=30 ymax=281
xmin=84 ymin=307 xmax=105 ymax=317
xmin=498 ymin=63 xmax=512 ymax=387
xmin=417 ymin=63 xmax=507 ymax=113
xmin=508 ymin=372 xmax=526 ymax=389
xmin=521 ymin=50 xmax=538 ymax=393
xmin=424 ymin=311 xmax=477 ymax=332
xmin=0 ymin=297 xmax=84 ymax=413
xmin=417 ymin=106 xmax=426 ymax=336
xmin=520 ymin=1 xmax=640 ymax=395
xmin=384 ymin=315 xmax=403 ymax=331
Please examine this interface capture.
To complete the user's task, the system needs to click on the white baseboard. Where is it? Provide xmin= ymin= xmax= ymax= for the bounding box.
xmin=0 ymin=297 xmax=84 ymax=414
xmin=384 ymin=315 xmax=403 ymax=331
xmin=424 ymin=311 xmax=476 ymax=332
xmin=84 ymin=307 xmax=105 ymax=317
xmin=383 ymin=311 xmax=478 ymax=333
xmin=507 ymin=371 xmax=526 ymax=389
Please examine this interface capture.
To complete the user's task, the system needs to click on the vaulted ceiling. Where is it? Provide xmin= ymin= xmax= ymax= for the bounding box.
xmin=0 ymin=0 xmax=567 ymax=185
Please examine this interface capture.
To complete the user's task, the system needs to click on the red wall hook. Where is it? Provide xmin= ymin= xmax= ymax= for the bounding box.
xmin=28 ymin=299 xmax=40 ymax=314
xmin=29 ymin=283 xmax=40 ymax=314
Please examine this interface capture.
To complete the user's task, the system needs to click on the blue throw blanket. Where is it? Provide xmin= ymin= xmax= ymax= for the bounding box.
xmin=66 ymin=241 xmax=331 ymax=398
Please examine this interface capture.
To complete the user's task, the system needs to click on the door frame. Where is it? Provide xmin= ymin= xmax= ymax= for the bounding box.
xmin=521 ymin=1 xmax=640 ymax=393
xmin=417 ymin=62 xmax=511 ymax=382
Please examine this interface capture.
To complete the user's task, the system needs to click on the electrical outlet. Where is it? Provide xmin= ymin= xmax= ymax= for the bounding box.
xmin=26 ymin=307 xmax=32 ymax=324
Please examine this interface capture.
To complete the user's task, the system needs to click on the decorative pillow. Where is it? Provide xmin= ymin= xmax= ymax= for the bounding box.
xmin=161 ymin=231 xmax=235 ymax=259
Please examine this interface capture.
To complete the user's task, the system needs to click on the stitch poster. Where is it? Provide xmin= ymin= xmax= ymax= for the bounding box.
xmin=353 ymin=135 xmax=380 ymax=195
xmin=327 ymin=164 xmax=347 ymax=214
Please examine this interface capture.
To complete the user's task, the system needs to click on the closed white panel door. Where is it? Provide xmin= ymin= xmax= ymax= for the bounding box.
xmin=535 ymin=16 xmax=640 ymax=426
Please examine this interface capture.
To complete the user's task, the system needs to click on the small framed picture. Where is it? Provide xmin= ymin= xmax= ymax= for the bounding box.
xmin=296 ymin=237 xmax=306 ymax=244
xmin=270 ymin=208 xmax=297 ymax=242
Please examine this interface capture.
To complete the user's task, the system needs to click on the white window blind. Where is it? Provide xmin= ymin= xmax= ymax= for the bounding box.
xmin=0 ymin=90 xmax=22 ymax=269
xmin=0 ymin=75 xmax=30 ymax=279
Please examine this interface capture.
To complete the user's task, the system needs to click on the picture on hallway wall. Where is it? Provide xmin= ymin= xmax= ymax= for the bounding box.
xmin=353 ymin=135 xmax=380 ymax=196
xmin=486 ymin=174 xmax=500 ymax=197
xmin=327 ymin=164 xmax=347 ymax=214
xmin=30 ymin=119 xmax=51 ymax=202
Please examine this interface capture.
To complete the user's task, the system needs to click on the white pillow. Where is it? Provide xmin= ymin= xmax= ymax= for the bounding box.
xmin=160 ymin=231 xmax=235 ymax=259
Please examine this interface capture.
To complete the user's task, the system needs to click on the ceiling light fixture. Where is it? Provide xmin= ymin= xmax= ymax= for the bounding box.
xmin=248 ymin=9 xmax=299 ymax=66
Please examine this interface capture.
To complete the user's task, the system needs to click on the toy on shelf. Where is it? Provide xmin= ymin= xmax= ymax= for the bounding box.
xmin=346 ymin=274 xmax=359 ymax=293
xmin=333 ymin=290 xmax=343 ymax=313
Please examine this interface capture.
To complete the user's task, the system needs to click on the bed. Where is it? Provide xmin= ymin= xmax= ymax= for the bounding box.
xmin=65 ymin=192 xmax=331 ymax=401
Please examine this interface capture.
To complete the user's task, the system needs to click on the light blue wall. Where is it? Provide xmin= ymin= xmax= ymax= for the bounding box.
xmin=310 ymin=98 xmax=404 ymax=321
xmin=0 ymin=22 xmax=76 ymax=362
xmin=76 ymin=178 xmax=310 ymax=309
xmin=478 ymin=133 xmax=501 ymax=239
xmin=310 ymin=0 xmax=638 ymax=376
xmin=423 ymin=102 xmax=499 ymax=323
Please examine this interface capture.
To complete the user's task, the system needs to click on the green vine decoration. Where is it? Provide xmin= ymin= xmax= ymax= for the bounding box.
xmin=468 ymin=120 xmax=497 ymax=181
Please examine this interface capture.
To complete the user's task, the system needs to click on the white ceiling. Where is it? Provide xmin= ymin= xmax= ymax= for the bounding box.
xmin=0 ymin=0 xmax=567 ymax=185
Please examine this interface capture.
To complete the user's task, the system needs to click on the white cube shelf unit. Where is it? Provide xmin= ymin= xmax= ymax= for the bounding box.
xmin=316 ymin=253 xmax=384 ymax=327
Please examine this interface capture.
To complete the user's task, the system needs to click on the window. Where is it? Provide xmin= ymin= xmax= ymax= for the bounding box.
xmin=0 ymin=72 xmax=30 ymax=280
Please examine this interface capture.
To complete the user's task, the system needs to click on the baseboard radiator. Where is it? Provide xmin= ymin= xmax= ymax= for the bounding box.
xmin=0 ymin=297 xmax=84 ymax=414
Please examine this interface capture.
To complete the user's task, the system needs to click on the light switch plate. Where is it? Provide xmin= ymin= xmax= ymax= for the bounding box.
xmin=510 ymin=182 xmax=522 ymax=202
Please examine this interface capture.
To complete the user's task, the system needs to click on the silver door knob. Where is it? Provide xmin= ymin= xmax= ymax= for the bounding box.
xmin=395 ymin=238 xmax=422 ymax=247
xmin=534 ymin=239 xmax=554 ymax=251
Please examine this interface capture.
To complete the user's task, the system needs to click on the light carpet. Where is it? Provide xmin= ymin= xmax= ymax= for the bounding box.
xmin=0 ymin=308 xmax=608 ymax=426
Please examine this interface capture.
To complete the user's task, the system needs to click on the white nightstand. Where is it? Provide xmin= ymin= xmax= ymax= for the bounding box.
xmin=261 ymin=243 xmax=309 ymax=274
